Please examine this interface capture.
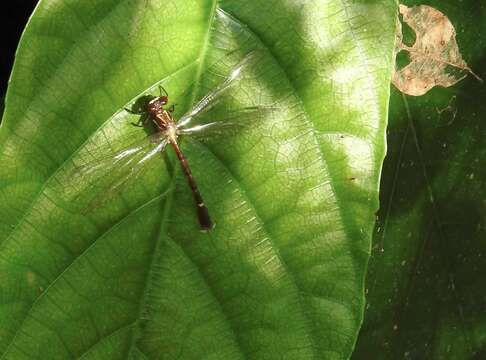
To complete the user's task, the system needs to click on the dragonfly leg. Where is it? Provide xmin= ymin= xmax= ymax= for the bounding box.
xmin=126 ymin=107 xmax=147 ymax=127
xmin=168 ymin=104 xmax=177 ymax=113
xmin=124 ymin=107 xmax=143 ymax=115
xmin=159 ymin=85 xmax=169 ymax=97
xmin=131 ymin=114 xmax=149 ymax=127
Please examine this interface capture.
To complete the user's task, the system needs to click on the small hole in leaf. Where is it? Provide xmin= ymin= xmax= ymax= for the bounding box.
xmin=395 ymin=50 xmax=410 ymax=70
xmin=399 ymin=13 xmax=416 ymax=47
xmin=444 ymin=64 xmax=466 ymax=79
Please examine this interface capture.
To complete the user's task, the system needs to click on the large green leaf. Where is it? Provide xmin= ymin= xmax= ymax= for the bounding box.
xmin=354 ymin=1 xmax=486 ymax=359
xmin=0 ymin=1 xmax=396 ymax=359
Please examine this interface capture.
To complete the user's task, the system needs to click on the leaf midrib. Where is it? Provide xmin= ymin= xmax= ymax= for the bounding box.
xmin=126 ymin=1 xmax=220 ymax=357
xmin=125 ymin=179 xmax=176 ymax=358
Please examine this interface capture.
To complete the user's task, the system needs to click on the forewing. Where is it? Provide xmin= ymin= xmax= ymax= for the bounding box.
xmin=177 ymin=51 xmax=261 ymax=128
xmin=178 ymin=105 xmax=275 ymax=141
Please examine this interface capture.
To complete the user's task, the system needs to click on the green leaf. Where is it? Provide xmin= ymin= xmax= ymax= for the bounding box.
xmin=0 ymin=1 xmax=395 ymax=359
xmin=354 ymin=1 xmax=486 ymax=359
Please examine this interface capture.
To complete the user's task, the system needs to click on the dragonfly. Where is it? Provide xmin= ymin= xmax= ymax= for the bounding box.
xmin=68 ymin=52 xmax=271 ymax=231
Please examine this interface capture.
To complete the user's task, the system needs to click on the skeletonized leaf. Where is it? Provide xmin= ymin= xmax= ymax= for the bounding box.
xmin=393 ymin=4 xmax=481 ymax=96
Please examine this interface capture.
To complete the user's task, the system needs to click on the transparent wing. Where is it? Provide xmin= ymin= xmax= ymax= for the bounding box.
xmin=177 ymin=105 xmax=275 ymax=141
xmin=177 ymin=51 xmax=261 ymax=128
xmin=56 ymin=132 xmax=168 ymax=213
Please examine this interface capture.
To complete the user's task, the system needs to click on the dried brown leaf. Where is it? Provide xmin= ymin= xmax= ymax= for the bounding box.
xmin=392 ymin=4 xmax=481 ymax=96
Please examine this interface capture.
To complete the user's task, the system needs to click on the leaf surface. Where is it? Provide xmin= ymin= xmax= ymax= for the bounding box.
xmin=0 ymin=1 xmax=395 ymax=359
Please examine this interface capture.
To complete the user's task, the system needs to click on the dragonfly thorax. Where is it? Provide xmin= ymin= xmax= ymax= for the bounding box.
xmin=146 ymin=96 xmax=168 ymax=116
xmin=152 ymin=110 xmax=175 ymax=132
xmin=165 ymin=124 xmax=178 ymax=143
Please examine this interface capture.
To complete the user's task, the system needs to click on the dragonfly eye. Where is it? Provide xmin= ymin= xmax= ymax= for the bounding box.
xmin=160 ymin=96 xmax=168 ymax=105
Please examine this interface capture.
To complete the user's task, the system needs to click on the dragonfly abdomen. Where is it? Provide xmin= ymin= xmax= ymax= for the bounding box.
xmin=170 ymin=140 xmax=213 ymax=230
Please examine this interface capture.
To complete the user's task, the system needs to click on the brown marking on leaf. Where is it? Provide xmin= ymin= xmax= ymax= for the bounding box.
xmin=393 ymin=4 xmax=482 ymax=96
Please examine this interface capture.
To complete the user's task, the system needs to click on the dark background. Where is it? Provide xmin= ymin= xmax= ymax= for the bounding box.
xmin=1 ymin=1 xmax=38 ymax=96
